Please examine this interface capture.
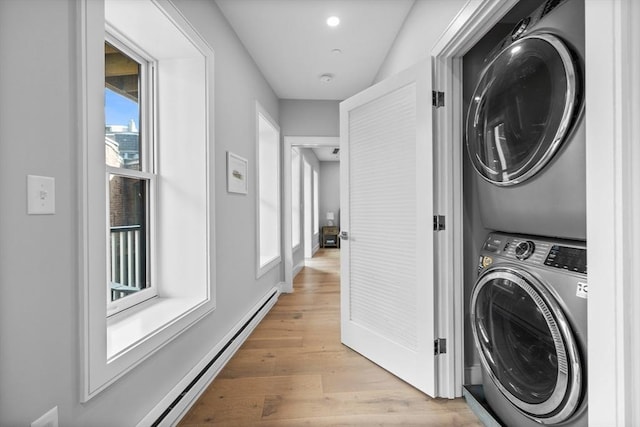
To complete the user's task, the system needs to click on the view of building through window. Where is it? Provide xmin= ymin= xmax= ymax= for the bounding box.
xmin=105 ymin=41 xmax=149 ymax=304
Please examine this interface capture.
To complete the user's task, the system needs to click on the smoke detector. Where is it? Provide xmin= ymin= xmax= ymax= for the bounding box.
xmin=320 ymin=73 xmax=334 ymax=83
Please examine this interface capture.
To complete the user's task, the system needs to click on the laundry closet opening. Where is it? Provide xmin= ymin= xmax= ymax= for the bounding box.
xmin=459 ymin=0 xmax=588 ymax=426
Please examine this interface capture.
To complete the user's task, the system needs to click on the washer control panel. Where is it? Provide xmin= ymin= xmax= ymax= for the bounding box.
xmin=544 ymin=245 xmax=587 ymax=274
xmin=514 ymin=240 xmax=536 ymax=260
xmin=503 ymin=237 xmax=551 ymax=265
xmin=480 ymin=233 xmax=586 ymax=274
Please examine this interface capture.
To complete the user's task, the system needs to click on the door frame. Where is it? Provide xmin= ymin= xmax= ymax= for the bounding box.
xmin=430 ymin=0 xmax=520 ymax=399
xmin=282 ymin=136 xmax=339 ymax=293
xmin=432 ymin=0 xmax=640 ymax=423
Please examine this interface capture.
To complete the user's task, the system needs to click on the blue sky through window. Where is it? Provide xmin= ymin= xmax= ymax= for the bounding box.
xmin=105 ymin=88 xmax=139 ymax=128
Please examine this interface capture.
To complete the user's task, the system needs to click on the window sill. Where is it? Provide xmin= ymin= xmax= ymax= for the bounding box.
xmin=258 ymin=255 xmax=281 ymax=278
xmin=107 ymin=296 xmax=205 ymax=361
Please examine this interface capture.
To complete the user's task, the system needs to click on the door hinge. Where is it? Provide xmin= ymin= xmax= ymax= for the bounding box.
xmin=433 ymin=215 xmax=445 ymax=231
xmin=432 ymin=90 xmax=445 ymax=108
xmin=434 ymin=338 xmax=447 ymax=355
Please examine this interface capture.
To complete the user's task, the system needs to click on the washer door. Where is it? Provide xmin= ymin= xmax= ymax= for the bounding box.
xmin=466 ymin=33 xmax=580 ymax=186
xmin=470 ymin=266 xmax=583 ymax=424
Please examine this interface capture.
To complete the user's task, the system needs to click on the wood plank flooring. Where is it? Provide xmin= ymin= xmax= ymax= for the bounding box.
xmin=179 ymin=249 xmax=482 ymax=426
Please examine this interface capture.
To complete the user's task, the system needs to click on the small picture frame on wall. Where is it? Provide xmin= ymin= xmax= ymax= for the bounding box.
xmin=227 ymin=152 xmax=248 ymax=194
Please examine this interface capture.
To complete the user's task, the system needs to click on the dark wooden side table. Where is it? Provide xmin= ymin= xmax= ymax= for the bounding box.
xmin=322 ymin=226 xmax=339 ymax=248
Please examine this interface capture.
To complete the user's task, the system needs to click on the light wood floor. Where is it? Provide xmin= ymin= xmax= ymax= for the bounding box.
xmin=179 ymin=249 xmax=482 ymax=426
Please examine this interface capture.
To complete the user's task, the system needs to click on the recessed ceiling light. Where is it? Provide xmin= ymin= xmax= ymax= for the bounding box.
xmin=327 ymin=16 xmax=340 ymax=27
xmin=320 ymin=73 xmax=334 ymax=83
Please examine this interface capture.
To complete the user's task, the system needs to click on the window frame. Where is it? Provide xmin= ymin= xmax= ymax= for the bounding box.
xmin=255 ymin=101 xmax=281 ymax=278
xmin=104 ymin=33 xmax=158 ymax=316
xmin=313 ymin=168 xmax=319 ymax=237
xmin=78 ymin=0 xmax=215 ymax=401
xmin=291 ymin=148 xmax=301 ymax=249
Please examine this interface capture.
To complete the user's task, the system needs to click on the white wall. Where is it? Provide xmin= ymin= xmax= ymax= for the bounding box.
xmin=374 ymin=0 xmax=467 ymax=83
xmin=0 ymin=0 xmax=280 ymax=425
xmin=319 ymin=161 xmax=340 ymax=229
xmin=279 ymin=99 xmax=340 ymax=135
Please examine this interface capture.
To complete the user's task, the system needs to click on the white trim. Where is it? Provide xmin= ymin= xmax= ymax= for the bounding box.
xmin=432 ymin=0 xmax=520 ymax=57
xmin=136 ymin=287 xmax=280 ymax=427
xmin=430 ymin=0 xmax=519 ymax=399
xmin=585 ymin=0 xmax=640 ymax=425
xmin=623 ymin=3 xmax=640 ymax=424
xmin=77 ymin=0 xmax=102 ymax=401
xmin=282 ymin=136 xmax=338 ymax=292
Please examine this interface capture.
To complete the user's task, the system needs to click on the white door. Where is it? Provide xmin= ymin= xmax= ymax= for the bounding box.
xmin=339 ymin=61 xmax=435 ymax=395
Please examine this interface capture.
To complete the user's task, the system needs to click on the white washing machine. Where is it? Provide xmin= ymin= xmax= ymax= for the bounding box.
xmin=471 ymin=232 xmax=587 ymax=426
xmin=465 ymin=0 xmax=585 ymax=240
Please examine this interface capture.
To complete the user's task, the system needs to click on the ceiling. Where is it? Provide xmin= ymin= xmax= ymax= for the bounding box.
xmin=215 ymin=0 xmax=416 ymax=101
xmin=312 ymin=146 xmax=340 ymax=161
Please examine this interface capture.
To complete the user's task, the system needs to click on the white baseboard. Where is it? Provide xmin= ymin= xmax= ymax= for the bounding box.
xmin=276 ymin=281 xmax=287 ymax=293
xmin=136 ymin=286 xmax=280 ymax=427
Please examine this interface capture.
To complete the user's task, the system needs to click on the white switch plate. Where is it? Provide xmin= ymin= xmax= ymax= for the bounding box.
xmin=31 ymin=406 xmax=58 ymax=427
xmin=27 ymin=175 xmax=55 ymax=215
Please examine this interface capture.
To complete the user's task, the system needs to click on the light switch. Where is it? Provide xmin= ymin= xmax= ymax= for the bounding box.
xmin=27 ymin=175 xmax=55 ymax=215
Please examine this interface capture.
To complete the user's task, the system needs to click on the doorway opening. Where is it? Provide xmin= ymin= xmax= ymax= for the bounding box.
xmin=282 ymin=136 xmax=340 ymax=293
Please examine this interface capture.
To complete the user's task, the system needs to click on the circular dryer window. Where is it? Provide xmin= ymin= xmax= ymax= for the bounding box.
xmin=466 ymin=34 xmax=580 ymax=186
xmin=470 ymin=267 xmax=583 ymax=424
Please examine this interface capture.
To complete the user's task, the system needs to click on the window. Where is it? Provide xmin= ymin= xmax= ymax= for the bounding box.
xmin=256 ymin=103 xmax=281 ymax=276
xmin=291 ymin=148 xmax=301 ymax=248
xmin=105 ymin=39 xmax=156 ymax=315
xmin=313 ymin=168 xmax=319 ymax=235
xmin=79 ymin=0 xmax=214 ymax=401
xmin=304 ymin=159 xmax=313 ymax=258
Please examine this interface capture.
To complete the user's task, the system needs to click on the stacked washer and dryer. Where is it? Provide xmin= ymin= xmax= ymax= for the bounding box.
xmin=463 ymin=0 xmax=587 ymax=426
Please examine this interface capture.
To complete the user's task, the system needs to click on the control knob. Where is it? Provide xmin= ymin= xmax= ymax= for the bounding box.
xmin=515 ymin=240 xmax=535 ymax=260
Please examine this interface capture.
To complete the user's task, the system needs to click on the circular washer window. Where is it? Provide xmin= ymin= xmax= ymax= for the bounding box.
xmin=470 ymin=266 xmax=583 ymax=424
xmin=466 ymin=34 xmax=580 ymax=186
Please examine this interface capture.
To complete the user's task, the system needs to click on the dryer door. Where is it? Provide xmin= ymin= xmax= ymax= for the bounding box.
xmin=466 ymin=33 xmax=580 ymax=186
xmin=470 ymin=266 xmax=583 ymax=424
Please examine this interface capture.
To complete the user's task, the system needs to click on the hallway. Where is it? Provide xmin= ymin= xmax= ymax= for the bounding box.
xmin=179 ymin=249 xmax=482 ymax=426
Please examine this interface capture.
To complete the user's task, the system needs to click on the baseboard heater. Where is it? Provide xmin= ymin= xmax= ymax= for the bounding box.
xmin=150 ymin=288 xmax=279 ymax=426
